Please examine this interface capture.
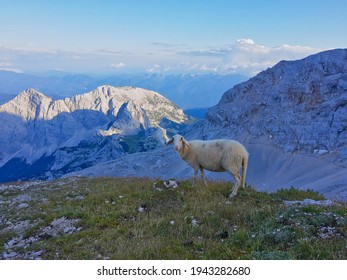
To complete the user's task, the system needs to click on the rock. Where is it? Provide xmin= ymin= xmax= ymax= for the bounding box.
xmin=317 ymin=226 xmax=340 ymax=239
xmin=138 ymin=204 xmax=148 ymax=213
xmin=63 ymin=227 xmax=74 ymax=234
xmin=153 ymin=180 xmax=180 ymax=191
xmin=30 ymin=250 xmax=44 ymax=258
xmin=17 ymin=203 xmax=29 ymax=209
xmin=11 ymin=194 xmax=32 ymax=203
xmin=4 ymin=220 xmax=31 ymax=234
xmin=164 ymin=180 xmax=179 ymax=189
xmin=185 ymin=216 xmax=199 ymax=227
xmin=5 ymin=238 xmax=18 ymax=249
xmin=182 ymin=239 xmax=194 ymax=246
xmin=2 ymin=216 xmax=81 ymax=259
xmin=313 ymin=149 xmax=329 ymax=156
xmin=2 ymin=251 xmax=18 ymax=259
xmin=284 ymin=199 xmax=334 ymax=206
xmin=39 ymin=217 xmax=80 ymax=237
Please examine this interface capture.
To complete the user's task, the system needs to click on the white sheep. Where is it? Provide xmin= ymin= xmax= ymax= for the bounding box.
xmin=167 ymin=134 xmax=249 ymax=197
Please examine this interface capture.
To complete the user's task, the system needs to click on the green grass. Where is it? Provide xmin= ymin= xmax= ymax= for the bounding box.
xmin=0 ymin=177 xmax=346 ymax=260
xmin=271 ymin=186 xmax=325 ymax=201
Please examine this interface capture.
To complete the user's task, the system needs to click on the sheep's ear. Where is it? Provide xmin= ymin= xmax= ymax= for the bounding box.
xmin=166 ymin=138 xmax=173 ymax=145
xmin=181 ymin=137 xmax=191 ymax=149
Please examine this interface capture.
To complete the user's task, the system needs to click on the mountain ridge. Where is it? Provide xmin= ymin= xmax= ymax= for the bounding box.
xmin=0 ymin=85 xmax=192 ymax=181
xmin=203 ymin=48 xmax=347 ymax=163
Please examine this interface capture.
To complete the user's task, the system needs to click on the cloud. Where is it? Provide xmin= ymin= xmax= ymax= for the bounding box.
xmin=198 ymin=64 xmax=218 ymax=72
xmin=96 ymin=49 xmax=133 ymax=56
xmin=110 ymin=63 xmax=126 ymax=69
xmin=0 ymin=62 xmax=23 ymax=73
xmin=151 ymin=42 xmax=187 ymax=50
xmin=0 ymin=39 xmax=324 ymax=76
xmin=179 ymin=39 xmax=321 ymax=75
xmin=146 ymin=64 xmax=167 ymax=73
xmin=0 ymin=45 xmax=132 ymax=73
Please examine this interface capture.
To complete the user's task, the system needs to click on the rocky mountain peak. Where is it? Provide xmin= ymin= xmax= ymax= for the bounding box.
xmin=0 ymin=88 xmax=52 ymax=121
xmin=204 ymin=48 xmax=347 ymax=162
xmin=14 ymin=88 xmax=52 ymax=108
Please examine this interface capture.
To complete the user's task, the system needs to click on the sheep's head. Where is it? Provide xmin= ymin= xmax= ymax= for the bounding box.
xmin=166 ymin=134 xmax=191 ymax=157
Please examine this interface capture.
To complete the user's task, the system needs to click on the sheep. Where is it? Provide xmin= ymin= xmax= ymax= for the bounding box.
xmin=166 ymin=134 xmax=249 ymax=198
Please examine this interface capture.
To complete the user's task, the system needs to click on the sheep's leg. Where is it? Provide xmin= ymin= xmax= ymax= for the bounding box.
xmin=229 ymin=171 xmax=242 ymax=198
xmin=200 ymin=167 xmax=208 ymax=186
xmin=192 ymin=168 xmax=198 ymax=187
xmin=241 ymin=157 xmax=248 ymax=189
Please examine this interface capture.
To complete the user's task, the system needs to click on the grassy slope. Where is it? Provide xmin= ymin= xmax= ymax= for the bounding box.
xmin=0 ymin=177 xmax=346 ymax=260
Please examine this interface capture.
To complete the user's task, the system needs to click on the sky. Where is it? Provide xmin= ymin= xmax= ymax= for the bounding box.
xmin=0 ymin=0 xmax=346 ymax=76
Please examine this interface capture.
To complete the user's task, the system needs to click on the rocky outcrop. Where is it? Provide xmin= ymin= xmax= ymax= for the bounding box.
xmin=203 ymin=49 xmax=347 ymax=163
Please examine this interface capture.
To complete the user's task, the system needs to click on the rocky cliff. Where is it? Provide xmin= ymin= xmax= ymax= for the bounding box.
xmin=203 ymin=49 xmax=347 ymax=163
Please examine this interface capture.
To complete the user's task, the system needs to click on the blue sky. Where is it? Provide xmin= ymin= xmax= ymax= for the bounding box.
xmin=0 ymin=0 xmax=346 ymax=75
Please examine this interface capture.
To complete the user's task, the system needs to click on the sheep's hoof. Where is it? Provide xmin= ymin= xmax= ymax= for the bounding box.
xmin=229 ymin=192 xmax=237 ymax=198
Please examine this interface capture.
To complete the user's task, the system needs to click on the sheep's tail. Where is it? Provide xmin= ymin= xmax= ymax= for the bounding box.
xmin=241 ymin=154 xmax=248 ymax=189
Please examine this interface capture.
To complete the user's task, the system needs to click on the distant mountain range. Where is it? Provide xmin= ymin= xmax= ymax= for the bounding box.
xmin=0 ymin=71 xmax=248 ymax=109
xmin=0 ymin=86 xmax=193 ymax=182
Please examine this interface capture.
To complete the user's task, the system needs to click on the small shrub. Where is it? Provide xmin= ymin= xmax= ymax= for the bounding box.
xmin=272 ymin=187 xmax=324 ymax=201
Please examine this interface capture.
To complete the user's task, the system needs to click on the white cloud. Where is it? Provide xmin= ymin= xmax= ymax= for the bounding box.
xmin=146 ymin=64 xmax=162 ymax=73
xmin=180 ymin=39 xmax=322 ymax=75
xmin=0 ymin=62 xmax=23 ymax=73
xmin=110 ymin=63 xmax=126 ymax=69
xmin=0 ymin=40 xmax=324 ymax=76
xmin=199 ymin=64 xmax=218 ymax=72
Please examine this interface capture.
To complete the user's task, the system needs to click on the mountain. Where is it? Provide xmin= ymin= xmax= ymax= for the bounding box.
xmin=197 ymin=48 xmax=347 ymax=199
xmin=203 ymin=48 xmax=347 ymax=162
xmin=69 ymin=49 xmax=347 ymax=201
xmin=0 ymin=86 xmax=192 ymax=182
xmin=0 ymin=71 xmax=248 ymax=108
